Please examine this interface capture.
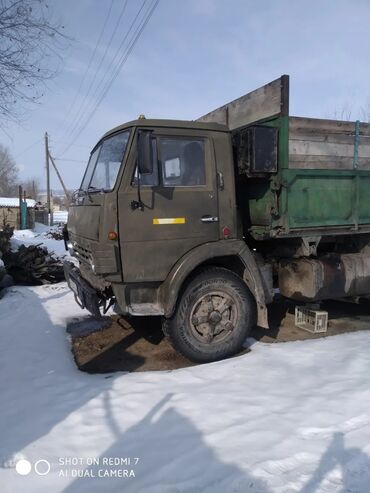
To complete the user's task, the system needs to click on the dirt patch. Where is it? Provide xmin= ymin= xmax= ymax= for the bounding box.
xmin=254 ymin=298 xmax=370 ymax=343
xmin=69 ymin=299 xmax=370 ymax=373
xmin=69 ymin=315 xmax=194 ymax=373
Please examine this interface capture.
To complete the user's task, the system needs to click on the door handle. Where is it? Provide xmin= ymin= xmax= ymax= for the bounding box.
xmin=201 ymin=215 xmax=219 ymax=223
xmin=217 ymin=171 xmax=224 ymax=191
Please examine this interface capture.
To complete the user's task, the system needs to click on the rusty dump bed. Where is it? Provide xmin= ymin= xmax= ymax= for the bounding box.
xmin=198 ymin=75 xmax=370 ymax=240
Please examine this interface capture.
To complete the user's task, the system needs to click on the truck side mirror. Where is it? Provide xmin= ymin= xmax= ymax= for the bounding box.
xmin=137 ymin=130 xmax=153 ymax=175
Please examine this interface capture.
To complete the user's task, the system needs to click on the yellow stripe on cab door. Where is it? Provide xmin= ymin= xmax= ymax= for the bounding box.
xmin=153 ymin=218 xmax=186 ymax=225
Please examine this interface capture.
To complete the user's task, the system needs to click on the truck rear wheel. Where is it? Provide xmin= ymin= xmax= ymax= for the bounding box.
xmin=165 ymin=267 xmax=256 ymax=363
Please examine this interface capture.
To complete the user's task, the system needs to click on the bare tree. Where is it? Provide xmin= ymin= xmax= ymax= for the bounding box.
xmin=0 ymin=144 xmax=18 ymax=196
xmin=331 ymin=104 xmax=353 ymax=122
xmin=360 ymin=100 xmax=370 ymax=123
xmin=52 ymin=193 xmax=70 ymax=209
xmin=330 ymin=101 xmax=370 ymax=124
xmin=0 ymin=0 xmax=65 ymax=122
xmin=21 ymin=176 xmax=40 ymax=199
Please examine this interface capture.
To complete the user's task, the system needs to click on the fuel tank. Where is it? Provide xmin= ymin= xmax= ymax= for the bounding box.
xmin=279 ymin=253 xmax=370 ymax=301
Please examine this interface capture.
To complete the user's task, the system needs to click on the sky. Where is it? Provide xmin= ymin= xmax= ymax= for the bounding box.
xmin=3 ymin=0 xmax=370 ymax=191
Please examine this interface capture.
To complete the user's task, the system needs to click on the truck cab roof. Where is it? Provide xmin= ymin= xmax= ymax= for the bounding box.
xmin=102 ymin=118 xmax=229 ymax=140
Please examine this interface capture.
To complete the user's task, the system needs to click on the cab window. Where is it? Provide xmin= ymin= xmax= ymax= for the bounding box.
xmin=131 ymin=136 xmax=206 ymax=188
xmin=159 ymin=137 xmax=205 ymax=187
xmin=89 ymin=130 xmax=130 ymax=191
xmin=81 ymin=146 xmax=100 ymax=190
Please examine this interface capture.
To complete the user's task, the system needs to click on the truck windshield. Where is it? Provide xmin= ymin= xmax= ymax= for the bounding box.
xmin=80 ymin=130 xmax=130 ymax=191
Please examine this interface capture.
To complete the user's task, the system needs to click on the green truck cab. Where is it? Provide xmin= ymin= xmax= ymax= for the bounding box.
xmin=64 ymin=75 xmax=370 ymax=362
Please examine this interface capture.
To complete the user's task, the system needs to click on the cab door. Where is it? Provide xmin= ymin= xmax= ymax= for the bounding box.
xmin=117 ymin=127 xmax=219 ymax=283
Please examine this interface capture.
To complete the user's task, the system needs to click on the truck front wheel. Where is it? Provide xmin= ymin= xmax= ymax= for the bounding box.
xmin=165 ymin=267 xmax=256 ymax=363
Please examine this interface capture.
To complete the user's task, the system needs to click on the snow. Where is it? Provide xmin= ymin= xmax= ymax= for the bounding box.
xmin=52 ymin=211 xmax=68 ymax=223
xmin=11 ymin=224 xmax=67 ymax=258
xmin=1 ymin=282 xmax=370 ymax=492
xmin=0 ymin=197 xmax=35 ymax=208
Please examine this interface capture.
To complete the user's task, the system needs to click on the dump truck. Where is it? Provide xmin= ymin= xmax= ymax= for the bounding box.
xmin=64 ymin=75 xmax=370 ymax=363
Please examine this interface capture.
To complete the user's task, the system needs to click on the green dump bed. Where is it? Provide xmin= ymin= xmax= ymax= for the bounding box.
xmin=280 ymin=116 xmax=370 ymax=236
xmin=198 ymin=75 xmax=370 ymax=240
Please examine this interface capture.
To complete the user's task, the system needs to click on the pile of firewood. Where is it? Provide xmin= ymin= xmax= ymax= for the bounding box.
xmin=0 ymin=224 xmax=14 ymax=256
xmin=44 ymin=225 xmax=64 ymax=241
xmin=0 ymin=225 xmax=65 ymax=286
xmin=0 ymin=225 xmax=13 ymax=289
xmin=4 ymin=244 xmax=65 ymax=284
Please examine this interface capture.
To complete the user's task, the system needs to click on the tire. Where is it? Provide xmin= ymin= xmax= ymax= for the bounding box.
xmin=166 ymin=267 xmax=256 ymax=363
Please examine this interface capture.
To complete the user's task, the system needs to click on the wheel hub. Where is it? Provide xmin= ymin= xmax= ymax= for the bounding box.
xmin=209 ymin=310 xmax=222 ymax=324
xmin=189 ymin=291 xmax=237 ymax=344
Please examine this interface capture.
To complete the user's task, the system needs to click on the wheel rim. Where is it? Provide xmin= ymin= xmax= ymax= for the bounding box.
xmin=189 ymin=291 xmax=238 ymax=344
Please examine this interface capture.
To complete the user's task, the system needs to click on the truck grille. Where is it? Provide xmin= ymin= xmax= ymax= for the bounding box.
xmin=71 ymin=236 xmax=118 ymax=275
xmin=74 ymin=243 xmax=92 ymax=264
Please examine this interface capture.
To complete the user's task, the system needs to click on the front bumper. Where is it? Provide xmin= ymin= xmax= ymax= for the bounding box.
xmin=64 ymin=261 xmax=101 ymax=317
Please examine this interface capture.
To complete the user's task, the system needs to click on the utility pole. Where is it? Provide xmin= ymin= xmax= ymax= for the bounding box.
xmin=18 ymin=185 xmax=22 ymax=230
xmin=45 ymin=132 xmax=51 ymax=221
xmin=48 ymin=152 xmax=71 ymax=202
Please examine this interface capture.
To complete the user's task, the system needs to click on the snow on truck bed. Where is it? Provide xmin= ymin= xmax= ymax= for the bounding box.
xmin=1 ymin=283 xmax=370 ymax=492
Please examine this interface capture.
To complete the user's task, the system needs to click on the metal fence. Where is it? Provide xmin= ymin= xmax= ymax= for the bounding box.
xmin=34 ymin=210 xmax=68 ymax=226
xmin=34 ymin=210 xmax=49 ymax=225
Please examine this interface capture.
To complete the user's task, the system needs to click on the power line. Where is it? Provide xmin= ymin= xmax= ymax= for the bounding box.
xmin=0 ymin=124 xmax=13 ymax=141
xmin=48 ymin=138 xmax=90 ymax=149
xmin=63 ymin=0 xmax=129 ymax=142
xmin=91 ymin=0 xmax=159 ymax=117
xmin=60 ymin=0 xmax=159 ymax=157
xmin=59 ymin=0 xmax=115 ymax=134
xmin=48 ymin=151 xmax=71 ymax=200
xmin=61 ymin=0 xmax=157 ymax=155
xmin=63 ymin=0 xmax=143 ymax=146
xmin=14 ymin=137 xmax=43 ymax=159
xmin=54 ymin=158 xmax=86 ymax=163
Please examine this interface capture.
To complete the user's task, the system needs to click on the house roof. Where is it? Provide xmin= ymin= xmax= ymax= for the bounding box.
xmin=0 ymin=197 xmax=36 ymax=208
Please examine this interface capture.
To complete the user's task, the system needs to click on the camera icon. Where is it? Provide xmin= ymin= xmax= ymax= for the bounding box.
xmin=16 ymin=459 xmax=51 ymax=476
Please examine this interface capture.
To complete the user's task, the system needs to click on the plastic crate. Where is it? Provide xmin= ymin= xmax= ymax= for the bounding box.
xmin=294 ymin=306 xmax=328 ymax=334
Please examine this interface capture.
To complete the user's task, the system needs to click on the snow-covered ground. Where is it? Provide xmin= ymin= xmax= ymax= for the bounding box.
xmin=1 ymin=228 xmax=370 ymax=492
xmin=11 ymin=223 xmax=67 ymax=257
xmin=1 ymin=281 xmax=370 ymax=493
xmin=52 ymin=211 xmax=68 ymax=224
